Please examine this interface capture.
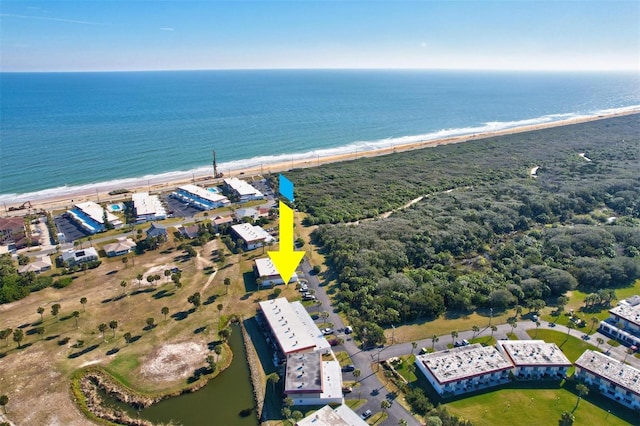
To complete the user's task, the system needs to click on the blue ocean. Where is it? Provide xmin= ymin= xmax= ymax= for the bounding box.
xmin=1 ymin=70 xmax=639 ymax=202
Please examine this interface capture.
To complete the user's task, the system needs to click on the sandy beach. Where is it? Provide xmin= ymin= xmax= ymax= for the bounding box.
xmin=4 ymin=109 xmax=638 ymax=215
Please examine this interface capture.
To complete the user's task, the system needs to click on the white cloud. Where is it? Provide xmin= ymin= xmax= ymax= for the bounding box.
xmin=160 ymin=27 xmax=174 ymax=31
xmin=0 ymin=13 xmax=104 ymax=25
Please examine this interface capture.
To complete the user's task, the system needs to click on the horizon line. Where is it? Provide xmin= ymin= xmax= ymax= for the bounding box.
xmin=2 ymin=66 xmax=639 ymax=74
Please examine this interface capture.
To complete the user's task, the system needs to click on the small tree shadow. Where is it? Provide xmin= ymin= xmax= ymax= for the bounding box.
xmin=68 ymin=344 xmax=100 ymax=358
xmin=171 ymin=311 xmax=189 ymax=321
xmin=106 ymin=347 xmax=120 ymax=355
xmin=194 ymin=326 xmax=207 ymax=334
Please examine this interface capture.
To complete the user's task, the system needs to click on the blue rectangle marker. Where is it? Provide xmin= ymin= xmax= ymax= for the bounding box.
xmin=279 ymin=174 xmax=294 ymax=202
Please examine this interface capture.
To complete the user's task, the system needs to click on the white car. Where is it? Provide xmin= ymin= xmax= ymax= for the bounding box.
xmin=322 ymin=328 xmax=334 ymax=335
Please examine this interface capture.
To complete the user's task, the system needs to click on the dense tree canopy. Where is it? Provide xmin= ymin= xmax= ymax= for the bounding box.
xmin=289 ymin=114 xmax=640 ymax=327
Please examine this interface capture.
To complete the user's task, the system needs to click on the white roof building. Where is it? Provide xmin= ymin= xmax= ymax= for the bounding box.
xmin=496 ymin=340 xmax=571 ymax=380
xmin=61 ymin=247 xmax=99 ymax=267
xmin=231 ymin=223 xmax=274 ymax=250
xmin=255 ymin=257 xmax=298 ymax=286
xmin=70 ymin=201 xmax=123 ymax=233
xmin=415 ymin=344 xmax=512 ymax=396
xmin=224 ymin=178 xmax=264 ymax=202
xmin=296 ymin=405 xmax=367 ymax=426
xmin=173 ymin=184 xmax=230 ymax=210
xmin=284 ymin=351 xmax=343 ymax=406
xmin=131 ymin=192 xmax=167 ymax=222
xmin=575 ymin=349 xmax=640 ymax=410
xmin=103 ymin=237 xmax=137 ymax=257
xmin=18 ymin=255 xmax=52 ymax=274
xmin=258 ymin=298 xmax=330 ymax=356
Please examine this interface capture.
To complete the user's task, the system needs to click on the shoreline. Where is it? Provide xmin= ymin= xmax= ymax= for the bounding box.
xmin=4 ymin=109 xmax=639 ymax=214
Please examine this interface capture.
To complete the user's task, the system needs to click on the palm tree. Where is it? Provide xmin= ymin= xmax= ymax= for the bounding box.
xmin=535 ymin=321 xmax=541 ymax=338
xmin=515 ymin=304 xmax=522 ymax=318
xmin=596 ymin=337 xmax=604 ymax=349
xmin=490 ymin=325 xmax=497 ymax=339
xmin=13 ymin=329 xmax=24 ymax=348
xmin=136 ymin=273 xmax=143 ymax=287
xmin=146 ymin=317 xmax=155 ymax=330
xmin=80 ymin=297 xmax=87 ymax=312
xmin=35 ymin=326 xmax=45 ymax=339
xmin=381 ymin=399 xmax=391 ymax=414
xmin=398 ymin=420 xmax=408 ymax=426
xmin=164 ymin=269 xmax=171 ymax=282
xmin=109 ymin=320 xmax=118 ymax=338
xmin=431 ymin=334 xmax=439 ymax=350
xmin=0 ymin=394 xmax=8 ymax=414
xmin=123 ymin=332 xmax=132 ymax=344
xmin=51 ymin=303 xmax=61 ymax=320
xmin=37 ymin=306 xmax=45 ymax=322
xmin=122 ymin=257 xmax=128 ymax=269
xmin=472 ymin=325 xmax=480 ymax=339
xmin=266 ymin=372 xmax=280 ymax=394
xmin=451 ymin=330 xmax=459 ymax=346
xmin=224 ymin=277 xmax=231 ymax=294
xmin=321 ymin=311 xmax=330 ymax=326
xmin=72 ymin=311 xmax=80 ymax=328
xmin=216 ymin=303 xmax=224 ymax=326
xmin=624 ymin=348 xmax=634 ymax=363
xmin=98 ymin=323 xmax=108 ymax=341
xmin=161 ymin=306 xmax=169 ymax=322
xmin=566 ymin=321 xmax=576 ymax=336
xmin=507 ymin=317 xmax=517 ymax=336
xmin=353 ymin=368 xmax=361 ymax=383
xmin=213 ymin=344 xmax=223 ymax=360
xmin=411 ymin=342 xmax=417 ymax=355
xmin=0 ymin=329 xmax=12 ymax=347
xmin=590 ymin=317 xmax=599 ymax=333
xmin=575 ymin=383 xmax=589 ymax=408
xmin=218 ymin=328 xmax=231 ymax=342
xmin=120 ymin=280 xmax=127 ymax=295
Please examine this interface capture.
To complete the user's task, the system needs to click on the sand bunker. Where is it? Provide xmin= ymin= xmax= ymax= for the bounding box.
xmin=140 ymin=342 xmax=208 ymax=381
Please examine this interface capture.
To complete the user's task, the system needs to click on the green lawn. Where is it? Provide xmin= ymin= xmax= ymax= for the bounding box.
xmin=393 ymin=355 xmax=418 ymax=382
xmin=525 ymin=329 xmax=598 ymax=362
xmin=469 ymin=335 xmax=497 ymax=347
xmin=446 ymin=384 xmax=636 ymax=426
xmin=333 ymin=350 xmax=353 ymax=367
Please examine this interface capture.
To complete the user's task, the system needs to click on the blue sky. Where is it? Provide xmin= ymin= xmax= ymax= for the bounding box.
xmin=1 ymin=1 xmax=638 ymax=72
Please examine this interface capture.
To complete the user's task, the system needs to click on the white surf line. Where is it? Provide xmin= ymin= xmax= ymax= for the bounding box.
xmin=578 ymin=153 xmax=592 ymax=162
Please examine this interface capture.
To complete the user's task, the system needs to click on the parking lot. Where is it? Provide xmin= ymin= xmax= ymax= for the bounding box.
xmin=53 ymin=213 xmax=92 ymax=243
xmin=162 ymin=194 xmax=203 ymax=218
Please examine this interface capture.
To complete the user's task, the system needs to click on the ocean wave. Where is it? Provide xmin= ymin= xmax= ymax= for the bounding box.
xmin=1 ymin=105 xmax=638 ymax=205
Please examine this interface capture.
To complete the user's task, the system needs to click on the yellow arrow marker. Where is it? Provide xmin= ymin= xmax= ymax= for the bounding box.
xmin=268 ymin=201 xmax=305 ymax=284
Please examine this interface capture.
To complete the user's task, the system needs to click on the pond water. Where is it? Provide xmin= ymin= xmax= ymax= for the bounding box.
xmin=102 ymin=324 xmax=257 ymax=426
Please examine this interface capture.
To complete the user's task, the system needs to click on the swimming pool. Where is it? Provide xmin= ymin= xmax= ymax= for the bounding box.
xmin=107 ymin=203 xmax=125 ymax=212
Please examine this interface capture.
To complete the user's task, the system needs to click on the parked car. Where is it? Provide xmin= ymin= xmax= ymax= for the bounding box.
xmin=344 ymin=326 xmax=353 ymax=334
xmin=322 ymin=328 xmax=334 ymax=335
xmin=361 ymin=410 xmax=372 ymax=419
xmin=454 ymin=341 xmax=462 ymax=347
xmin=342 ymin=364 xmax=355 ymax=372
xmin=302 ymin=294 xmax=316 ymax=300
xmin=419 ymin=347 xmax=429 ymax=354
xmin=342 ymin=386 xmax=353 ymax=394
xmin=532 ymin=314 xmax=539 ymax=321
xmin=462 ymin=339 xmax=470 ymax=346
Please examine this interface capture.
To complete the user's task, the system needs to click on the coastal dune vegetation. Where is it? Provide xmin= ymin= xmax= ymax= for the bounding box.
xmin=287 ymin=114 xmax=640 ymax=344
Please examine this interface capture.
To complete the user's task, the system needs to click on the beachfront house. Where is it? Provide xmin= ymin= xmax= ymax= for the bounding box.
xmin=172 ymin=184 xmax=230 ymax=210
xmin=223 ymin=178 xmax=264 ymax=202
xmin=131 ymin=192 xmax=167 ymax=223
xmin=68 ymin=201 xmax=123 ymax=234
xmin=0 ymin=217 xmax=27 ymax=250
